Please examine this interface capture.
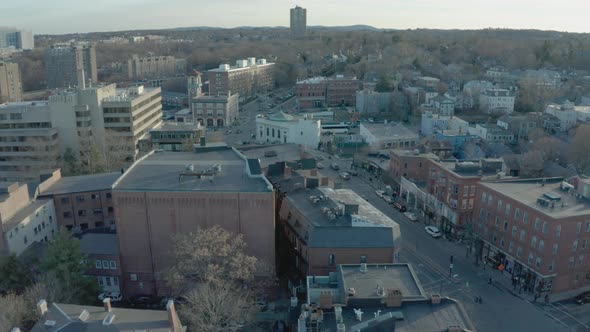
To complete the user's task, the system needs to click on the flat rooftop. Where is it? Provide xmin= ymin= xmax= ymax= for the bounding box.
xmin=2 ymin=199 xmax=51 ymax=230
xmin=340 ymin=264 xmax=424 ymax=300
xmin=150 ymin=121 xmax=201 ymax=132
xmin=114 ymin=148 xmax=271 ymax=192
xmin=480 ymin=179 xmax=590 ymax=218
xmin=78 ymin=233 xmax=119 ymax=256
xmin=239 ymin=144 xmax=303 ymax=169
xmin=39 ymin=172 xmax=121 ymax=196
xmin=361 ymin=123 xmax=418 ymax=140
xmin=392 ymin=149 xmax=439 ymax=160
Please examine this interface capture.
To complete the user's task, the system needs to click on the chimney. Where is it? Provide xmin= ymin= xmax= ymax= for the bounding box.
xmin=103 ymin=298 xmax=112 ymax=312
xmin=284 ymin=166 xmax=292 ymax=179
xmin=37 ymin=299 xmax=48 ymax=317
xmin=167 ymin=300 xmax=182 ymax=332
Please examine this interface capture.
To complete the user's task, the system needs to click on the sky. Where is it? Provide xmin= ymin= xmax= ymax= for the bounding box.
xmin=2 ymin=0 xmax=590 ymax=35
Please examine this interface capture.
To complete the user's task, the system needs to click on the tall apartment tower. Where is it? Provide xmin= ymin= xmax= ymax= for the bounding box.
xmin=290 ymin=6 xmax=307 ymax=38
xmin=0 ymin=61 xmax=22 ymax=103
xmin=44 ymin=43 xmax=98 ymax=89
xmin=0 ymin=27 xmax=34 ymax=50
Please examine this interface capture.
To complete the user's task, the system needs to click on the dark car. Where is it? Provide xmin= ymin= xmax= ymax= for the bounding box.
xmin=575 ymin=291 xmax=590 ymax=305
xmin=129 ymin=295 xmax=161 ymax=308
xmin=393 ymin=202 xmax=406 ymax=212
xmin=348 ymin=169 xmax=359 ymax=176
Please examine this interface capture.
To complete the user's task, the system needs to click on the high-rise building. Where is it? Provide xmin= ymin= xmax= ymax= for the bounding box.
xmin=44 ymin=43 xmax=97 ymax=89
xmin=0 ymin=61 xmax=22 ymax=103
xmin=290 ymin=6 xmax=307 ymax=37
xmin=127 ymin=54 xmax=186 ymax=80
xmin=207 ymin=57 xmax=274 ymax=102
xmin=0 ymin=27 xmax=34 ymax=50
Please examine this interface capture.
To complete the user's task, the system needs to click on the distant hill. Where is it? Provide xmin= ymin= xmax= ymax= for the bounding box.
xmin=168 ymin=25 xmax=383 ymax=32
xmin=308 ymin=25 xmax=383 ymax=31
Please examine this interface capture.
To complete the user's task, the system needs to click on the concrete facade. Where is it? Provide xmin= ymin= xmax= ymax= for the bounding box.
xmin=420 ymin=111 xmax=469 ymax=136
xmin=359 ymin=122 xmax=419 ymax=149
xmin=290 ymin=6 xmax=307 ymax=37
xmin=207 ymin=58 xmax=274 ymax=101
xmin=112 ymin=149 xmax=275 ymax=296
xmin=191 ymin=93 xmax=239 ymax=127
xmin=255 ymin=112 xmax=321 ymax=148
xmin=0 ymin=61 xmax=22 ymax=103
xmin=127 ymin=54 xmax=186 ymax=80
xmin=0 ymin=27 xmax=34 ymax=50
xmin=44 ymin=43 xmax=97 ymax=89
xmin=0 ymin=182 xmax=58 ymax=256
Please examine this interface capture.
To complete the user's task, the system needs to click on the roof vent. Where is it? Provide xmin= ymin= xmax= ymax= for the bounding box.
xmin=44 ymin=320 xmax=56 ymax=327
xmin=79 ymin=310 xmax=90 ymax=321
xmin=102 ymin=313 xmax=116 ymax=326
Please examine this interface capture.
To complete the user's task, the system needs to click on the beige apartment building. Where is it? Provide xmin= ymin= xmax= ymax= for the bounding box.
xmin=208 ymin=58 xmax=274 ymax=101
xmin=0 ymin=61 xmax=22 ymax=103
xmin=0 ymin=101 xmax=59 ymax=181
xmin=112 ymin=146 xmax=275 ymax=296
xmin=127 ymin=54 xmax=186 ymax=80
xmin=475 ymin=177 xmax=590 ymax=295
xmin=191 ymin=93 xmax=239 ymax=127
xmin=44 ymin=43 xmax=97 ymax=89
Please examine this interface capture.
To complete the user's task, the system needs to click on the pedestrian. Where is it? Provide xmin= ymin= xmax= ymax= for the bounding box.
xmin=544 ymin=294 xmax=550 ymax=303
xmin=488 ymin=277 xmax=492 ymax=285
xmin=479 ymin=296 xmax=483 ymax=304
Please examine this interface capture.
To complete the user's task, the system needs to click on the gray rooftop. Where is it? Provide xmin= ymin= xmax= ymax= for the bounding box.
xmin=39 ymin=172 xmax=121 ymax=196
xmin=340 ymin=264 xmax=424 ymax=300
xmin=239 ymin=144 xmax=303 ymax=169
xmin=31 ymin=302 xmax=184 ymax=332
xmin=114 ymin=148 xmax=271 ymax=192
xmin=2 ymin=199 xmax=51 ymax=230
xmin=480 ymin=179 xmax=590 ymax=218
xmin=78 ymin=233 xmax=119 ymax=256
xmin=361 ymin=123 xmax=418 ymax=140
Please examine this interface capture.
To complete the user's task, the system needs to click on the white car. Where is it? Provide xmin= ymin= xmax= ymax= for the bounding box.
xmin=317 ymin=162 xmax=324 ymax=169
xmin=425 ymin=226 xmax=442 ymax=238
xmin=339 ymin=172 xmax=351 ymax=180
xmin=404 ymin=212 xmax=418 ymax=222
xmin=383 ymin=196 xmax=393 ymax=204
xmin=375 ymin=190 xmax=385 ymax=198
xmin=98 ymin=291 xmax=123 ymax=302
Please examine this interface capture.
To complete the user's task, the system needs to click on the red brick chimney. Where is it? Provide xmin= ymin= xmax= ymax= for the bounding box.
xmin=166 ymin=300 xmax=182 ymax=332
xmin=103 ymin=298 xmax=112 ymax=312
xmin=284 ymin=166 xmax=292 ymax=178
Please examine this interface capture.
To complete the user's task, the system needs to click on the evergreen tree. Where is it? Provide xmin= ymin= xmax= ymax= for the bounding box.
xmin=375 ymin=75 xmax=393 ymax=93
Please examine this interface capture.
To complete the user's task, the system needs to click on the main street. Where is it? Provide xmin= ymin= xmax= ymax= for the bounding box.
xmin=309 ymin=153 xmax=579 ymax=332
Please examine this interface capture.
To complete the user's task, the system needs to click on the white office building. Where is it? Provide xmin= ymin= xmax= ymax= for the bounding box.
xmin=256 ymin=113 xmax=320 ymax=149
xmin=479 ymin=88 xmax=516 ymax=114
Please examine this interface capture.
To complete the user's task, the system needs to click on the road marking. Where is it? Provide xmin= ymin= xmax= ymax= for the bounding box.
xmin=546 ymin=303 xmax=590 ymax=329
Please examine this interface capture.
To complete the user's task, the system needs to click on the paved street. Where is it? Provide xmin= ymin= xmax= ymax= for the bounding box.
xmin=307 ymin=152 xmax=582 ymax=332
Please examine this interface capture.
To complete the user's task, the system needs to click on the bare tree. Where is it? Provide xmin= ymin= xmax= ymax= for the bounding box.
xmin=0 ymin=292 xmax=31 ymax=332
xmin=520 ymin=151 xmax=545 ymax=177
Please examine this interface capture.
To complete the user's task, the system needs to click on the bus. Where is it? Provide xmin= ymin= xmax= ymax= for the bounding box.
xmin=321 ymin=123 xmax=350 ymax=134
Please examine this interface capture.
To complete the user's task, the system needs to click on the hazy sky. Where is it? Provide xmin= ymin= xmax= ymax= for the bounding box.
xmin=2 ymin=0 xmax=589 ymax=35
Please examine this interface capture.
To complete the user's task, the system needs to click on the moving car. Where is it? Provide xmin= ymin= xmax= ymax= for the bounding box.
xmin=331 ymin=163 xmax=340 ymax=170
xmin=383 ymin=196 xmax=393 ymax=204
xmin=339 ymin=172 xmax=351 ymax=180
xmin=375 ymin=190 xmax=385 ymax=198
xmin=575 ymin=291 xmax=590 ymax=304
xmin=97 ymin=291 xmax=122 ymax=302
xmin=404 ymin=212 xmax=418 ymax=222
xmin=129 ymin=295 xmax=161 ymax=308
xmin=348 ymin=169 xmax=359 ymax=176
xmin=425 ymin=226 xmax=442 ymax=238
xmin=316 ymin=162 xmax=324 ymax=169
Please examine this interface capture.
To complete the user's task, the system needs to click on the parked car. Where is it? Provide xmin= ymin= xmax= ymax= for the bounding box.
xmin=425 ymin=226 xmax=442 ymax=238
xmin=348 ymin=169 xmax=359 ymax=176
xmin=383 ymin=196 xmax=393 ymax=204
xmin=404 ymin=212 xmax=418 ymax=222
xmin=129 ymin=295 xmax=161 ymax=308
xmin=331 ymin=163 xmax=340 ymax=170
xmin=375 ymin=190 xmax=385 ymax=198
xmin=393 ymin=202 xmax=406 ymax=212
xmin=264 ymin=150 xmax=277 ymax=157
xmin=339 ymin=172 xmax=351 ymax=180
xmin=98 ymin=291 xmax=122 ymax=302
xmin=316 ymin=162 xmax=324 ymax=169
xmin=575 ymin=291 xmax=590 ymax=304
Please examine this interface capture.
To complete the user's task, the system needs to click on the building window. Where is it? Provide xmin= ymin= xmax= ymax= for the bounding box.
xmin=514 ymin=208 xmax=520 ymax=220
xmin=360 ymin=255 xmax=367 ymax=263
xmin=108 ymin=207 xmax=114 ymax=213
xmin=569 ymin=257 xmax=575 ymax=268
xmin=536 ymin=257 xmax=542 ymax=268
xmin=553 ymin=244 xmax=559 ymax=256
xmin=522 ymin=211 xmax=528 ymax=224
xmin=63 ymin=211 xmax=72 ymax=218
xmin=531 ymin=236 xmax=537 ymax=248
xmin=573 ymin=240 xmax=578 ymax=252
xmin=95 ymin=221 xmax=104 ymax=228
xmin=539 ymin=240 xmax=544 ymax=251
xmin=511 ymin=226 xmax=517 ymax=237
xmin=577 ymin=222 xmax=583 ymax=234
xmin=109 ymin=261 xmax=117 ymax=269
xmin=497 ymin=200 xmax=502 ymax=211
xmin=542 ymin=222 xmax=548 ymax=234
xmin=96 ymin=260 xmax=102 ymax=269
xmin=579 ymin=255 xmax=585 ymax=266
xmin=80 ymin=223 xmax=88 ymax=230
xmin=93 ymin=208 xmax=102 ymax=215
xmin=500 ymin=237 xmax=505 ymax=247
xmin=329 ymin=254 xmax=335 ymax=266
xmin=505 ymin=203 xmax=510 ymax=216
xmin=492 ymin=234 xmax=497 ymax=243
xmin=130 ymin=274 xmax=138 ymax=281
xmin=520 ymin=230 xmax=525 ymax=241
xmin=503 ymin=221 xmax=508 ymax=231
xmin=549 ymin=261 xmax=555 ymax=272
xmin=583 ymin=240 xmax=588 ymax=250
xmin=91 ymin=194 xmax=99 ymax=200
xmin=556 ymin=225 xmax=561 ymax=238
xmin=509 ymin=241 xmax=514 ymax=252
xmin=61 ymin=197 xmax=70 ymax=204
xmin=106 ymin=193 xmax=112 ymax=199
xmin=495 ymin=217 xmax=499 ymax=227
xmin=516 ymin=246 xmax=522 ymax=257
xmin=76 ymin=195 xmax=85 ymax=202
xmin=78 ymin=210 xmax=87 ymax=217
xmin=586 ymin=222 xmax=590 ymax=233
xmin=534 ymin=218 xmax=540 ymax=230
xmin=488 ymin=195 xmax=493 ymax=206
xmin=528 ymin=253 xmax=534 ymax=265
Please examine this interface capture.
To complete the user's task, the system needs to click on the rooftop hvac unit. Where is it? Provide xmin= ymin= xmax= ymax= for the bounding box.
xmin=78 ymin=310 xmax=90 ymax=322
xmin=185 ymin=164 xmax=194 ymax=171
xmin=337 ymin=324 xmax=346 ymax=332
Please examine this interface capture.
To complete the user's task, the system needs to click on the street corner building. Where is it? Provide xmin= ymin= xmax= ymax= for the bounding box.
xmin=111 ymin=143 xmax=276 ymax=296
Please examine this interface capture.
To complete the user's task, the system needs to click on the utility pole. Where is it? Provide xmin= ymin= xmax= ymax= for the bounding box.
xmin=449 ymin=255 xmax=454 ymax=278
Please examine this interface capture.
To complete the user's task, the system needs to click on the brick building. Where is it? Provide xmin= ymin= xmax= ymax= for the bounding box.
xmin=191 ymin=93 xmax=239 ymax=127
xmin=112 ymin=146 xmax=275 ymax=296
xmin=296 ymin=76 xmax=362 ymax=110
xmin=389 ymin=149 xmax=439 ymax=182
xmin=475 ymin=178 xmax=590 ymax=295
xmin=207 ymin=58 xmax=274 ymax=101
xmin=38 ymin=171 xmax=121 ymax=232
xmin=273 ymin=168 xmax=401 ymax=282
xmin=79 ymin=232 xmax=122 ymax=293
